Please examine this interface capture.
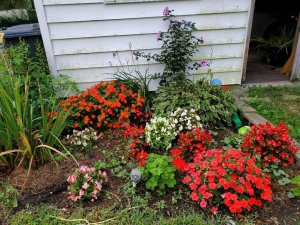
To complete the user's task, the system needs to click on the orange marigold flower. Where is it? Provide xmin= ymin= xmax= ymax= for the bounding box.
xmin=74 ymin=122 xmax=79 ymax=128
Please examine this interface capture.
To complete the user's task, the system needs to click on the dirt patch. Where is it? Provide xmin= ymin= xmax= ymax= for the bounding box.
xmin=283 ymin=95 xmax=300 ymax=101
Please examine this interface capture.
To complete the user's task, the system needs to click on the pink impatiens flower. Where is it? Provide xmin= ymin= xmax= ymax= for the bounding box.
xmin=210 ymin=207 xmax=218 ymax=214
xmin=82 ymin=182 xmax=90 ymax=190
xmin=200 ymin=200 xmax=207 ymax=208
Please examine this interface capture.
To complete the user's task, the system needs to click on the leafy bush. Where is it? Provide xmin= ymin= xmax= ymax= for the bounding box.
xmin=1 ymin=41 xmax=78 ymax=111
xmin=169 ymin=108 xmax=202 ymax=132
xmin=67 ymin=165 xmax=108 ymax=202
xmin=61 ymin=81 xmax=145 ymax=130
xmin=134 ymin=8 xmax=204 ymax=82
xmin=145 ymin=117 xmax=177 ymax=151
xmin=241 ymin=122 xmax=299 ymax=167
xmin=183 ymin=149 xmax=272 ymax=216
xmin=66 ymin=128 xmax=99 ymax=152
xmin=152 ymin=79 xmax=236 ymax=128
xmin=140 ymin=153 xmax=176 ymax=194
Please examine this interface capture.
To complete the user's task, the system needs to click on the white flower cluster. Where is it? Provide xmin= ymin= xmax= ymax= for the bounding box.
xmin=170 ymin=108 xmax=203 ymax=132
xmin=66 ymin=128 xmax=98 ymax=150
xmin=145 ymin=117 xmax=177 ymax=151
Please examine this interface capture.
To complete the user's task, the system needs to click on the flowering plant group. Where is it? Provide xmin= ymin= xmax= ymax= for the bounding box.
xmin=169 ymin=108 xmax=203 ymax=132
xmin=61 ymin=81 xmax=144 ymax=130
xmin=145 ymin=116 xmax=177 ymax=150
xmin=134 ymin=8 xmax=204 ymax=82
xmin=241 ymin=122 xmax=298 ymax=167
xmin=183 ymin=149 xmax=272 ymax=216
xmin=67 ymin=165 xmax=108 ymax=202
xmin=169 ymin=127 xmax=212 ymax=171
xmin=66 ymin=128 xmax=99 ymax=151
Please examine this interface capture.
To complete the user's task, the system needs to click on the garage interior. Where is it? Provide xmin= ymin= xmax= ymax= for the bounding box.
xmin=244 ymin=0 xmax=300 ymax=84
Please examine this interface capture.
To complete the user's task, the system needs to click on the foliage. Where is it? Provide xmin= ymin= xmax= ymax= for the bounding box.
xmin=183 ymin=149 xmax=272 ymax=216
xmin=152 ymin=79 xmax=236 ymax=128
xmin=66 ymin=128 xmax=99 ymax=152
xmin=0 ymin=41 xmax=78 ymax=110
xmin=140 ymin=153 xmax=176 ymax=194
xmin=67 ymin=165 xmax=108 ymax=202
xmin=134 ymin=8 xmax=204 ymax=82
xmin=0 ymin=74 xmax=73 ymax=171
xmin=112 ymin=51 xmax=155 ymax=113
xmin=262 ymin=164 xmax=290 ymax=186
xmin=8 ymin=204 xmax=257 ymax=225
xmin=170 ymin=128 xmax=212 ymax=171
xmin=289 ymin=175 xmax=300 ymax=198
xmin=145 ymin=117 xmax=177 ymax=151
xmin=0 ymin=182 xmax=18 ymax=208
xmin=251 ymin=25 xmax=295 ymax=55
xmin=241 ymin=122 xmax=298 ymax=167
xmin=169 ymin=107 xmax=202 ymax=132
xmin=61 ymin=81 xmax=145 ymax=130
xmin=247 ymin=85 xmax=300 ymax=142
xmin=222 ymin=132 xmax=243 ymax=149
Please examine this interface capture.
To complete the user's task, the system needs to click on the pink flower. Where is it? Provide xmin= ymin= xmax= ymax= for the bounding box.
xmin=163 ymin=7 xmax=170 ymax=16
xmin=79 ymin=189 xmax=84 ymax=196
xmin=210 ymin=207 xmax=218 ymax=214
xmin=190 ymin=192 xmax=199 ymax=201
xmin=67 ymin=174 xmax=77 ymax=183
xmin=199 ymin=60 xmax=209 ymax=67
xmin=156 ymin=31 xmax=162 ymax=41
xmin=82 ymin=182 xmax=90 ymax=190
xmin=200 ymin=200 xmax=207 ymax=208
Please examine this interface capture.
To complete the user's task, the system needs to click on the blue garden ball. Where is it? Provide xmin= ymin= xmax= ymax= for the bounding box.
xmin=210 ymin=79 xmax=222 ymax=87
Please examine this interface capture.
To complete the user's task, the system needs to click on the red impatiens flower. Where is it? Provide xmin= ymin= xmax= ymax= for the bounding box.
xmin=183 ymin=149 xmax=272 ymax=215
xmin=241 ymin=122 xmax=299 ymax=167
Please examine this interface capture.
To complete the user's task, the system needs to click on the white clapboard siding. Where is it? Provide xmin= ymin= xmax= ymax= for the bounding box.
xmin=55 ymin=44 xmax=244 ymax=69
xmin=45 ymin=0 xmax=249 ymax=23
xmin=34 ymin=0 xmax=253 ymax=89
xmin=52 ymin=29 xmax=246 ymax=55
xmin=49 ymin=13 xmax=248 ymax=40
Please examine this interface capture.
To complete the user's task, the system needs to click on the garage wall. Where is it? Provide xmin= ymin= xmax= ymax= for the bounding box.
xmin=34 ymin=0 xmax=253 ymax=90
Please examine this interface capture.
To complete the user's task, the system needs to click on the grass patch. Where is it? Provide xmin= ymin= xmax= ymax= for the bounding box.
xmin=9 ymin=204 xmax=256 ymax=225
xmin=246 ymin=85 xmax=300 ymax=142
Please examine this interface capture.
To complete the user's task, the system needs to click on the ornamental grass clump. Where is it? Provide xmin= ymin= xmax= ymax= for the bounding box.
xmin=183 ymin=149 xmax=272 ymax=216
xmin=241 ymin=122 xmax=299 ymax=167
xmin=61 ymin=81 xmax=145 ymax=130
xmin=145 ymin=117 xmax=177 ymax=151
xmin=67 ymin=165 xmax=108 ymax=202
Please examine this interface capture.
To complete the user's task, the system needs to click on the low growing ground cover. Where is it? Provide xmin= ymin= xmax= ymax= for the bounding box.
xmin=246 ymin=85 xmax=300 ymax=142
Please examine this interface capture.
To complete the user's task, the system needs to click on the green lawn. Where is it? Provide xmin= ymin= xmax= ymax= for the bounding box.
xmin=246 ymin=85 xmax=300 ymax=142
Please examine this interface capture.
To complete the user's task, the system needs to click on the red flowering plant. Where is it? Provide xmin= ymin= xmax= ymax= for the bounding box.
xmin=121 ymin=122 xmax=150 ymax=166
xmin=183 ymin=149 xmax=272 ymax=216
xmin=241 ymin=122 xmax=299 ymax=167
xmin=60 ymin=81 xmax=145 ymax=130
xmin=169 ymin=127 xmax=212 ymax=171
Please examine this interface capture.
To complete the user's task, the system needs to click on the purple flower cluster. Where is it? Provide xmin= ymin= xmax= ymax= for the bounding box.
xmin=199 ymin=60 xmax=209 ymax=67
xmin=163 ymin=7 xmax=171 ymax=16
